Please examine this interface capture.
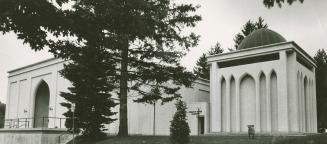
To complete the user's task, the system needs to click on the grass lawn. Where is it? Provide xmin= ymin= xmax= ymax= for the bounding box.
xmin=72 ymin=134 xmax=327 ymax=144
xmin=74 ymin=136 xmax=275 ymax=144
xmin=274 ymin=133 xmax=327 ymax=144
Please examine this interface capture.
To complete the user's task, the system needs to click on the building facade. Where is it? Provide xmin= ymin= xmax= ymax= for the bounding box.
xmin=4 ymin=58 xmax=210 ymax=136
xmin=208 ymin=29 xmax=317 ymax=133
xmin=2 ymin=29 xmax=318 ymax=139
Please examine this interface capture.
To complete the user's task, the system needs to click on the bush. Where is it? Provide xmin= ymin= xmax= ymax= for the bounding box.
xmin=170 ymin=100 xmax=190 ymax=144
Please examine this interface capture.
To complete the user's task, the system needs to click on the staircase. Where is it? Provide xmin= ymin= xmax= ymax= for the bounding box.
xmin=57 ymin=133 xmax=74 ymax=144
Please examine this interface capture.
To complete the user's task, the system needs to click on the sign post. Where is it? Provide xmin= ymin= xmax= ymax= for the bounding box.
xmin=71 ymin=103 xmax=76 ymax=144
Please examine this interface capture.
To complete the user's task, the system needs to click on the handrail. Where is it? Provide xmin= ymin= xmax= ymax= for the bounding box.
xmin=2 ymin=117 xmax=67 ymax=129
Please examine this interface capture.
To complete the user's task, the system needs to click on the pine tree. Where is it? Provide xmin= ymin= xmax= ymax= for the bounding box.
xmin=170 ymin=100 xmax=190 ymax=144
xmin=60 ymin=46 xmax=118 ymax=139
xmin=193 ymin=42 xmax=223 ymax=80
xmin=234 ymin=17 xmax=268 ymax=49
xmin=263 ymin=0 xmax=304 ymax=8
xmin=314 ymin=49 xmax=327 ymax=129
xmin=194 ymin=54 xmax=209 ymax=80
xmin=0 ymin=0 xmax=201 ymax=136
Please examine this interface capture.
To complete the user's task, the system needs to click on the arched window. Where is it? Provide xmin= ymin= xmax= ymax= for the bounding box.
xmin=221 ymin=77 xmax=227 ymax=131
xmin=230 ymin=76 xmax=236 ymax=132
xmin=270 ymin=71 xmax=278 ymax=132
xmin=259 ymin=72 xmax=267 ymax=132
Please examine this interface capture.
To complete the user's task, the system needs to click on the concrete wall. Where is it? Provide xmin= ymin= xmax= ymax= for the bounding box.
xmin=0 ymin=128 xmax=67 ymax=144
xmin=5 ymin=58 xmax=210 ymax=135
xmin=6 ymin=58 xmax=70 ymax=129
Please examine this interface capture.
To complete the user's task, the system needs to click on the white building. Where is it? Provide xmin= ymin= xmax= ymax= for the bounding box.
xmin=208 ymin=29 xmax=317 ymax=133
xmin=3 ymin=58 xmax=210 ymax=136
xmin=0 ymin=28 xmax=318 ymax=144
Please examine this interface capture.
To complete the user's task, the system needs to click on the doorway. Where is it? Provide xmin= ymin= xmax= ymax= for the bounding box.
xmin=33 ymin=81 xmax=50 ymax=128
xmin=198 ymin=116 xmax=205 ymax=135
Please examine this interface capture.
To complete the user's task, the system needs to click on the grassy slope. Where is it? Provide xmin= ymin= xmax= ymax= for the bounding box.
xmin=75 ymin=136 xmax=274 ymax=144
xmin=73 ymin=134 xmax=327 ymax=144
xmin=274 ymin=134 xmax=327 ymax=144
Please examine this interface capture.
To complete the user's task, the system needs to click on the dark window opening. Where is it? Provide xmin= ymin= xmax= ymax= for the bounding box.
xmin=218 ymin=53 xmax=279 ymax=68
xmin=296 ymin=55 xmax=313 ymax=71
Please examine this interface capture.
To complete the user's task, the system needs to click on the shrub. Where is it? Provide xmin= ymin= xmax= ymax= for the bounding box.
xmin=170 ymin=100 xmax=190 ymax=144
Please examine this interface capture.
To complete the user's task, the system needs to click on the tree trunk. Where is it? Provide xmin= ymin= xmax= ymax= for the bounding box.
xmin=118 ymin=37 xmax=129 ymax=137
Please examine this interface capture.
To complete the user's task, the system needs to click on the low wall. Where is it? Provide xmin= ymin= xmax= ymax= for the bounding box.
xmin=0 ymin=128 xmax=68 ymax=144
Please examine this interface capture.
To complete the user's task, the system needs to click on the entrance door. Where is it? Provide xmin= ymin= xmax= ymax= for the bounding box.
xmin=198 ymin=116 xmax=204 ymax=135
xmin=34 ymin=81 xmax=50 ymax=128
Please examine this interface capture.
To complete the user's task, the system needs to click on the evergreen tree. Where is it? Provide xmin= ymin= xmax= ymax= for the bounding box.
xmin=60 ymin=46 xmax=118 ymax=139
xmin=208 ymin=42 xmax=224 ymax=55
xmin=0 ymin=102 xmax=5 ymax=128
xmin=263 ymin=0 xmax=304 ymax=8
xmin=313 ymin=49 xmax=327 ymax=129
xmin=194 ymin=54 xmax=209 ymax=80
xmin=170 ymin=100 xmax=190 ymax=144
xmin=234 ymin=17 xmax=268 ymax=49
xmin=193 ymin=42 xmax=223 ymax=80
xmin=0 ymin=0 xmax=201 ymax=136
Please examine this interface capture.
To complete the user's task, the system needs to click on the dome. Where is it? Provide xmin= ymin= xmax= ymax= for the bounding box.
xmin=238 ymin=28 xmax=287 ymax=49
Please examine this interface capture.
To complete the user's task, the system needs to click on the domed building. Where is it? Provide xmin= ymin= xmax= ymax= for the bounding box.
xmin=1 ymin=28 xmax=318 ymax=144
xmin=208 ymin=28 xmax=317 ymax=133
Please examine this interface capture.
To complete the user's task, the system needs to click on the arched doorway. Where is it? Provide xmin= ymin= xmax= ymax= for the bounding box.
xmin=240 ymin=74 xmax=256 ymax=132
xmin=34 ymin=81 xmax=50 ymax=128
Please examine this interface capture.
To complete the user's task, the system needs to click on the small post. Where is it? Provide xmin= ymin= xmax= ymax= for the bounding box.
xmin=71 ymin=103 xmax=76 ymax=144
xmin=17 ymin=118 xmax=19 ymax=128
xmin=153 ymin=102 xmax=156 ymax=136
xmin=59 ymin=118 xmax=62 ymax=128
xmin=42 ymin=117 xmax=45 ymax=128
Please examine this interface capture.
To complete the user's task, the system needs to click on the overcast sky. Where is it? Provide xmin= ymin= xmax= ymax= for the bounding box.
xmin=0 ymin=0 xmax=326 ymax=103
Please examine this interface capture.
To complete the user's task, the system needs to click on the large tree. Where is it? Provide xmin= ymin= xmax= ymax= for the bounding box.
xmin=193 ymin=42 xmax=223 ymax=80
xmin=233 ymin=17 xmax=268 ymax=49
xmin=314 ymin=49 xmax=327 ymax=129
xmin=60 ymin=46 xmax=118 ymax=138
xmin=263 ymin=0 xmax=304 ymax=8
xmin=0 ymin=0 xmax=201 ymax=137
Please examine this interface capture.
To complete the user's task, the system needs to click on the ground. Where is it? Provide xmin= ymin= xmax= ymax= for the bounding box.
xmin=69 ymin=135 xmax=294 ymax=144
xmin=70 ymin=134 xmax=327 ymax=144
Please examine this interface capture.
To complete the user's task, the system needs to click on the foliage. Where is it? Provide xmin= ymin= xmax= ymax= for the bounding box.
xmin=263 ymin=0 xmax=304 ymax=8
xmin=193 ymin=42 xmax=223 ymax=80
xmin=314 ymin=49 xmax=327 ymax=129
xmin=60 ymin=46 xmax=118 ymax=139
xmin=208 ymin=42 xmax=224 ymax=55
xmin=233 ymin=17 xmax=268 ymax=49
xmin=0 ymin=0 xmax=201 ymax=136
xmin=0 ymin=102 xmax=5 ymax=128
xmin=170 ymin=100 xmax=190 ymax=144
xmin=194 ymin=54 xmax=209 ymax=80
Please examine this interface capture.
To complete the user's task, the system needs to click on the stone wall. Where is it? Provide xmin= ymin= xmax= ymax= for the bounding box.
xmin=0 ymin=128 xmax=67 ymax=144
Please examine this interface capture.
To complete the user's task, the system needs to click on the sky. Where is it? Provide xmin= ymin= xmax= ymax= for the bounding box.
xmin=0 ymin=0 xmax=326 ymax=103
